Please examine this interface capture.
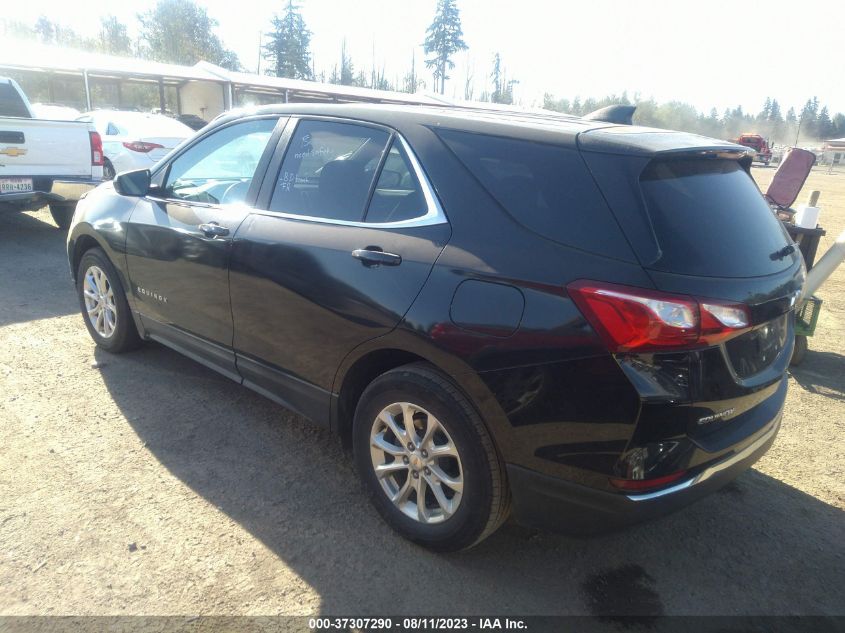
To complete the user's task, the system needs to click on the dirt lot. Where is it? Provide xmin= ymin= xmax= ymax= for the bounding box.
xmin=1 ymin=167 xmax=843 ymax=617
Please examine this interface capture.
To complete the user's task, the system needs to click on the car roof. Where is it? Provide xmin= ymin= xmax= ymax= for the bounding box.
xmin=213 ymin=102 xmax=746 ymax=156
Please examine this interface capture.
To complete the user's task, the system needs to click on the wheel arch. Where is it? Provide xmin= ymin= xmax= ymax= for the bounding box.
xmin=331 ymin=337 xmax=514 ymax=458
xmin=70 ymin=231 xmax=105 ymax=282
xmin=333 ymin=347 xmax=427 ymax=447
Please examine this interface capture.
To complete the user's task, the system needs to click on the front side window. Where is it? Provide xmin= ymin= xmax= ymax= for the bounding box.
xmin=270 ymin=120 xmax=390 ymax=221
xmin=165 ymin=118 xmax=277 ymax=206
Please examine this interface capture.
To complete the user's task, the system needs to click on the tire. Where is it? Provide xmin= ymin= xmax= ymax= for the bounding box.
xmin=353 ymin=363 xmax=510 ymax=551
xmin=49 ymin=204 xmax=75 ymax=230
xmin=103 ymin=159 xmax=116 ymax=181
xmin=790 ymin=335 xmax=808 ymax=366
xmin=76 ymin=247 xmax=141 ymax=353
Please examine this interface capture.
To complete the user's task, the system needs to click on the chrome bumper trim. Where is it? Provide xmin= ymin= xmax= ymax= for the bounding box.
xmin=626 ymin=416 xmax=781 ymax=502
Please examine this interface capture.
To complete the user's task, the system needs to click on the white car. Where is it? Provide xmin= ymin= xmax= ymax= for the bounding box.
xmin=30 ymin=103 xmax=82 ymax=120
xmin=76 ymin=111 xmax=194 ymax=179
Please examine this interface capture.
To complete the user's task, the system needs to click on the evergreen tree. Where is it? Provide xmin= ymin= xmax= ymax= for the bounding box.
xmin=403 ymin=50 xmax=422 ymax=93
xmin=99 ymin=16 xmax=132 ymax=55
xmin=138 ymin=0 xmax=241 ymax=69
xmin=758 ymin=97 xmax=772 ymax=121
xmin=817 ymin=106 xmax=833 ymax=140
xmin=424 ymin=0 xmax=468 ymax=94
xmin=34 ymin=16 xmax=55 ymax=43
xmin=339 ymin=40 xmax=355 ymax=85
xmin=263 ymin=0 xmax=313 ymax=80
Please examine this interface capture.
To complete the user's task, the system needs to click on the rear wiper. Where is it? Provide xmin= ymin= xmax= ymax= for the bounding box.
xmin=770 ymin=244 xmax=796 ymax=261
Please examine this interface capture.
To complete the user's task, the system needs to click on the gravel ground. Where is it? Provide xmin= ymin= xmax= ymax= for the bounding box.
xmin=1 ymin=167 xmax=843 ymax=617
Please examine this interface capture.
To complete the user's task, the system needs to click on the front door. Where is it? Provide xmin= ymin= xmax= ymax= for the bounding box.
xmin=125 ymin=116 xmax=282 ymax=378
xmin=229 ymin=118 xmax=450 ymax=422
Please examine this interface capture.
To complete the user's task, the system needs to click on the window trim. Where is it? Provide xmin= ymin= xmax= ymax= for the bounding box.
xmin=257 ymin=116 xmax=447 ymax=229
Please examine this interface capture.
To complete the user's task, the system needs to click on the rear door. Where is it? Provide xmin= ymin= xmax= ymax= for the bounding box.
xmin=229 ymin=117 xmax=450 ymax=423
xmin=125 ymin=116 xmax=283 ymax=378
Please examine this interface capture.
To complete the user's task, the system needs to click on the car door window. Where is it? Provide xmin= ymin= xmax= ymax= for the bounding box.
xmin=364 ymin=140 xmax=426 ymax=223
xmin=165 ymin=118 xmax=277 ymax=206
xmin=269 ymin=119 xmax=390 ymax=221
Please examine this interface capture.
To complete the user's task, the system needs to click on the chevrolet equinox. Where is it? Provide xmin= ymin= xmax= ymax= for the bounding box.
xmin=67 ymin=104 xmax=802 ymax=551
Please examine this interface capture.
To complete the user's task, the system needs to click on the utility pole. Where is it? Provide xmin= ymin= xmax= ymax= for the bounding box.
xmin=256 ymin=31 xmax=262 ymax=75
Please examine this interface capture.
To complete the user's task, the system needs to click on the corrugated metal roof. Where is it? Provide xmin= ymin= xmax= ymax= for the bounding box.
xmin=0 ymin=39 xmax=225 ymax=82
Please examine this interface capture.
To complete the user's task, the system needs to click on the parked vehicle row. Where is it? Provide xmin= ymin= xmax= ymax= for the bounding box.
xmin=0 ymin=77 xmax=205 ymax=228
xmin=76 ymin=111 xmax=194 ymax=180
xmin=66 ymin=103 xmax=801 ymax=550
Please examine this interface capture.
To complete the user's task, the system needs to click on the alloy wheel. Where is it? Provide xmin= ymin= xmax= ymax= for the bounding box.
xmin=82 ymin=265 xmax=117 ymax=338
xmin=369 ymin=401 xmax=464 ymax=524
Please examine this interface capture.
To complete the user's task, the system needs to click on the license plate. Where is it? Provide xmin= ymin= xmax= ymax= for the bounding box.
xmin=0 ymin=177 xmax=33 ymax=193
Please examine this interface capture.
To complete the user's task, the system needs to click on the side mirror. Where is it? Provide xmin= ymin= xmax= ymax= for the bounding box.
xmin=113 ymin=169 xmax=151 ymax=197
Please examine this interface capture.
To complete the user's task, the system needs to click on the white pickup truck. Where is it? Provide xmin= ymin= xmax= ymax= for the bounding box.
xmin=0 ymin=77 xmax=102 ymax=229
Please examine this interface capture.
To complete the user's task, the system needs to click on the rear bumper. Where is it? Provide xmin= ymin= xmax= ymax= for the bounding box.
xmin=0 ymin=177 xmax=100 ymax=212
xmin=507 ymin=413 xmax=781 ymax=535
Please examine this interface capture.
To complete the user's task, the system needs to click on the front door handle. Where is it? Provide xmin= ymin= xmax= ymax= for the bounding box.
xmin=352 ymin=248 xmax=402 ymax=267
xmin=199 ymin=222 xmax=230 ymax=238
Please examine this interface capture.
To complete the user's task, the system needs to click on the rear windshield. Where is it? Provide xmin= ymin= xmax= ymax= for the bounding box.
xmin=0 ymin=82 xmax=31 ymax=118
xmin=436 ymin=129 xmax=634 ymax=260
xmin=640 ymin=160 xmax=792 ymax=277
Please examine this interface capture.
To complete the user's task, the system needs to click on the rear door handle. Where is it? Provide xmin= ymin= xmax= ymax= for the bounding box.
xmin=199 ymin=222 xmax=230 ymax=238
xmin=352 ymin=248 xmax=402 ymax=267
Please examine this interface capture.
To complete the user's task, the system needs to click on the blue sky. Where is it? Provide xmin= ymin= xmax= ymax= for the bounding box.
xmin=5 ymin=0 xmax=844 ymax=114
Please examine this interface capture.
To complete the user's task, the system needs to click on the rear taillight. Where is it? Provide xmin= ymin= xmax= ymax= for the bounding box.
xmin=122 ymin=141 xmax=164 ymax=153
xmin=89 ymin=131 xmax=104 ymax=166
xmin=567 ymin=280 xmax=750 ymax=353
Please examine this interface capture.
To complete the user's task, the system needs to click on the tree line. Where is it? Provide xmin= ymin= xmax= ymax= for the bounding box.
xmin=543 ymin=92 xmax=845 ymax=145
xmin=2 ymin=0 xmax=843 ymax=142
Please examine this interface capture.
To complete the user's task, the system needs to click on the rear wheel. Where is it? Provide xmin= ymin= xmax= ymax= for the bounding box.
xmin=76 ymin=247 xmax=141 ymax=353
xmin=103 ymin=159 xmax=116 ymax=181
xmin=790 ymin=335 xmax=808 ymax=366
xmin=49 ymin=204 xmax=75 ymax=230
xmin=353 ymin=363 xmax=510 ymax=551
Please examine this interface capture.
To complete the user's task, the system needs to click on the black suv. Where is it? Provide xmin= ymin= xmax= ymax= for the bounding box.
xmin=67 ymin=104 xmax=802 ymax=551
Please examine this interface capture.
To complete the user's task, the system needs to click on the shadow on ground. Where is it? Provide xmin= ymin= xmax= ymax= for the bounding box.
xmin=94 ymin=343 xmax=845 ymax=616
xmin=0 ymin=210 xmax=76 ymax=327
xmin=789 ymin=350 xmax=845 ymax=401
xmin=6 ymin=208 xmax=844 ymax=616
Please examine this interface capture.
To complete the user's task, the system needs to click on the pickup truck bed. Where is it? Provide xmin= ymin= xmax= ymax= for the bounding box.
xmin=0 ymin=77 xmax=102 ymax=228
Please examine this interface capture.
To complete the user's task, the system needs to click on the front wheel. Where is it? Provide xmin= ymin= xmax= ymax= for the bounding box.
xmin=76 ymin=247 xmax=141 ymax=353
xmin=353 ymin=363 xmax=510 ymax=551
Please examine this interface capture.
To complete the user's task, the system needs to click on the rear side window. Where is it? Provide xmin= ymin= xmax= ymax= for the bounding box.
xmin=640 ymin=160 xmax=791 ymax=277
xmin=436 ymin=129 xmax=633 ymax=259
xmin=365 ymin=140 xmax=426 ymax=223
xmin=270 ymin=120 xmax=390 ymax=221
xmin=0 ymin=82 xmax=31 ymax=118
